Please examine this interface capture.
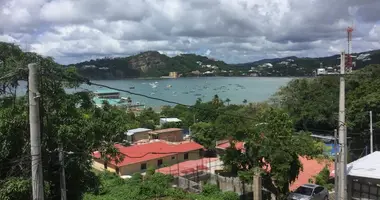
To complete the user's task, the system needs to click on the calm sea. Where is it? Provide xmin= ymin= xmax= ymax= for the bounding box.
xmin=16 ymin=77 xmax=292 ymax=108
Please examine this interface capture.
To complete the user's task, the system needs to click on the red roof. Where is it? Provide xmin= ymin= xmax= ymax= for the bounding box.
xmin=93 ymin=141 xmax=203 ymax=167
xmin=216 ymin=141 xmax=245 ymax=151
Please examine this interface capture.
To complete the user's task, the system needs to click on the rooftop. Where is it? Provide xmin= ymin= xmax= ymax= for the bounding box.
xmin=94 ymin=89 xmax=120 ymax=94
xmin=346 ymin=151 xmax=380 ymax=179
xmin=93 ymin=141 xmax=204 ymax=166
xmin=150 ymin=128 xmax=183 ymax=134
xmin=160 ymin=118 xmax=182 ymax=122
xmin=125 ymin=128 xmax=152 ymax=136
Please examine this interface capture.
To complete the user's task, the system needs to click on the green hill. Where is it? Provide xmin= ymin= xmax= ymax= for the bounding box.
xmin=72 ymin=49 xmax=380 ymax=79
xmin=233 ymin=50 xmax=380 ymax=77
xmin=72 ymin=52 xmax=234 ymax=79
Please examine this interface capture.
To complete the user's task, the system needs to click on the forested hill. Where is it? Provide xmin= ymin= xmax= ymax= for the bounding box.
xmin=72 ymin=52 xmax=231 ymax=79
xmin=232 ymin=49 xmax=380 ymax=76
xmin=72 ymin=49 xmax=380 ymax=79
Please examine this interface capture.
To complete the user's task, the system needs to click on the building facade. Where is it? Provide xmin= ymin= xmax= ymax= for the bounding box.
xmin=125 ymin=128 xmax=152 ymax=143
xmin=149 ymin=128 xmax=183 ymax=142
xmin=92 ymin=141 xmax=204 ymax=176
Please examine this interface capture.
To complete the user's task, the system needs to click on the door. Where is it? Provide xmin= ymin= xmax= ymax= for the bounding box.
xmin=312 ymin=187 xmax=324 ymax=200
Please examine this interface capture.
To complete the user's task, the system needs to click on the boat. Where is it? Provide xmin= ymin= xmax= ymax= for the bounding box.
xmin=129 ymin=86 xmax=135 ymax=89
xmin=167 ymin=85 xmax=172 ymax=88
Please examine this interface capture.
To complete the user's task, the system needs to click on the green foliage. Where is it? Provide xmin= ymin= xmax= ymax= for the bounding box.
xmin=314 ymin=166 xmax=333 ymax=191
xmin=191 ymin=122 xmax=218 ymax=149
xmin=84 ymin=172 xmax=238 ymax=200
xmin=0 ymin=42 xmax=146 ymax=199
xmin=273 ymin=64 xmax=380 ymax=159
xmin=74 ymin=51 xmax=232 ymax=79
xmin=0 ymin=177 xmax=31 ymax=200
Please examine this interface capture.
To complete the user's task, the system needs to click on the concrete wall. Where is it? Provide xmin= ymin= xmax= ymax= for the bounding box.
xmin=132 ymin=131 xmax=151 ymax=142
xmin=156 ymin=130 xmax=183 ymax=142
xmin=92 ymin=159 xmax=118 ymax=173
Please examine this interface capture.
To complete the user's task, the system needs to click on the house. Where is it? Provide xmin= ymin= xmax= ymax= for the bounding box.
xmin=160 ymin=118 xmax=182 ymax=126
xmin=345 ymin=151 xmax=380 ymax=199
xmin=215 ymin=141 xmax=334 ymax=190
xmin=125 ymin=128 xmax=152 ymax=143
xmin=92 ymin=141 xmax=204 ymax=176
xmin=149 ymin=128 xmax=183 ymax=142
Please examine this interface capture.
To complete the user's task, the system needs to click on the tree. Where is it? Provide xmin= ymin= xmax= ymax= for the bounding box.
xmin=225 ymin=98 xmax=231 ymax=105
xmin=212 ymin=94 xmax=223 ymax=107
xmin=242 ymin=99 xmax=248 ymax=104
xmin=0 ymin=42 xmax=138 ymax=199
xmin=190 ymin=122 xmax=217 ymax=149
xmin=221 ymin=106 xmax=324 ymax=198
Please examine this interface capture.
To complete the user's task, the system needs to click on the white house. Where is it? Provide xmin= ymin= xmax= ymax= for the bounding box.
xmin=346 ymin=151 xmax=380 ymax=200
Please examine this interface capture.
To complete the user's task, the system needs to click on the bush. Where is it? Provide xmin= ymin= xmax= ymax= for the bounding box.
xmin=315 ymin=165 xmax=334 ymax=190
xmin=202 ymin=183 xmax=221 ymax=196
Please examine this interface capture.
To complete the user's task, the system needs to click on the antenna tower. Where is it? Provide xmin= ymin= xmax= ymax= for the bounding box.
xmin=345 ymin=26 xmax=354 ymax=73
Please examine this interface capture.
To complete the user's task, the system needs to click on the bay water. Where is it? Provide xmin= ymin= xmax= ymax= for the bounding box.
xmin=15 ymin=77 xmax=292 ymax=109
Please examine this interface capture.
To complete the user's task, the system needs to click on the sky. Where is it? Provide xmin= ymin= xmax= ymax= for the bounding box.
xmin=1 ymin=0 xmax=380 ymax=65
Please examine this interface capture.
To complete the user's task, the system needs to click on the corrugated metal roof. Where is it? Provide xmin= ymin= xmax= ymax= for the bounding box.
xmin=347 ymin=151 xmax=380 ymax=179
xmin=126 ymin=128 xmax=152 ymax=136
xmin=150 ymin=128 xmax=183 ymax=134
xmin=160 ymin=118 xmax=182 ymax=122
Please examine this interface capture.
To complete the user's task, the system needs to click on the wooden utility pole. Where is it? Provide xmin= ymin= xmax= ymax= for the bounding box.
xmin=28 ymin=63 xmax=44 ymax=200
xmin=338 ymin=52 xmax=347 ymax=200
xmin=59 ymin=144 xmax=67 ymax=200
xmin=253 ymin=168 xmax=262 ymax=200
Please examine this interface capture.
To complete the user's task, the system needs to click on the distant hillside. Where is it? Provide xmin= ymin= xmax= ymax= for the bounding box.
xmin=71 ymin=49 xmax=380 ymax=79
xmin=233 ymin=50 xmax=380 ymax=76
xmin=72 ymin=52 xmax=233 ymax=79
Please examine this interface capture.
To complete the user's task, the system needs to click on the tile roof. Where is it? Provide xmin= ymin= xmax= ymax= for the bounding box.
xmin=93 ymin=141 xmax=203 ymax=167
xmin=216 ymin=141 xmax=245 ymax=151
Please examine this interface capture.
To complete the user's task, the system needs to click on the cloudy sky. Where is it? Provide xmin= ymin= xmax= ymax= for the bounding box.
xmin=1 ymin=0 xmax=380 ymax=64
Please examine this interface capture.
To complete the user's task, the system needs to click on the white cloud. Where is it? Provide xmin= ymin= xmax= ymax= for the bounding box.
xmin=0 ymin=0 xmax=380 ymax=64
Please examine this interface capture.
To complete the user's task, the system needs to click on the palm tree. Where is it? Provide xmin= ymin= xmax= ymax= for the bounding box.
xmin=225 ymin=98 xmax=231 ymax=105
xmin=212 ymin=94 xmax=220 ymax=105
xmin=243 ymin=99 xmax=248 ymax=105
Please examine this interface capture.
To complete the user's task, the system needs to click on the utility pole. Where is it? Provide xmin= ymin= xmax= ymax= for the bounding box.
xmin=28 ymin=63 xmax=44 ymax=200
xmin=370 ymin=111 xmax=374 ymax=153
xmin=334 ymin=129 xmax=339 ymax=200
xmin=59 ymin=144 xmax=67 ymax=200
xmin=253 ymin=167 xmax=262 ymax=200
xmin=338 ymin=52 xmax=347 ymax=200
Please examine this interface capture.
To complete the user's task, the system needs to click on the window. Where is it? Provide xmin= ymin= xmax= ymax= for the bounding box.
xmin=294 ymin=186 xmax=313 ymax=196
xmin=141 ymin=163 xmax=147 ymax=170
xmin=171 ymin=156 xmax=175 ymax=160
xmin=313 ymin=187 xmax=324 ymax=194
xmin=157 ymin=159 xmax=163 ymax=167
xmin=184 ymin=153 xmax=189 ymax=160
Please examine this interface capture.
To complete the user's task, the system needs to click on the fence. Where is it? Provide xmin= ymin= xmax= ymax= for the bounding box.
xmin=155 ymin=156 xmax=274 ymax=199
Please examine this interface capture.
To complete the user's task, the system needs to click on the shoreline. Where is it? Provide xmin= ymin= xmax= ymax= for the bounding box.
xmin=89 ymin=76 xmax=303 ymax=81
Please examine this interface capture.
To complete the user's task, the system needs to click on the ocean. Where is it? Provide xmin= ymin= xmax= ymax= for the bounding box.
xmin=16 ymin=77 xmax=292 ymax=108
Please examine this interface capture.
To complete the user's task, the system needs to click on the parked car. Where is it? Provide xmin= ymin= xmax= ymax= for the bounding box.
xmin=287 ymin=184 xmax=329 ymax=200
